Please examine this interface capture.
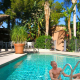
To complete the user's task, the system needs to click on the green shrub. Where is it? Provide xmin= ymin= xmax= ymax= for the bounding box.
xmin=34 ymin=35 xmax=52 ymax=49
xmin=66 ymin=36 xmax=77 ymax=52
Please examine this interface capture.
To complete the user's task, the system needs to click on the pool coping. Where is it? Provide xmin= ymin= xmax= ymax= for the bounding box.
xmin=25 ymin=49 xmax=80 ymax=57
xmin=1 ymin=48 xmax=80 ymax=57
xmin=37 ymin=49 xmax=80 ymax=57
xmin=39 ymin=52 xmax=80 ymax=57
xmin=0 ymin=52 xmax=27 ymax=68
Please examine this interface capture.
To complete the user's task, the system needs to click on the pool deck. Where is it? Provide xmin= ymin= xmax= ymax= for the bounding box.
xmin=38 ymin=49 xmax=80 ymax=57
xmin=0 ymin=49 xmax=80 ymax=68
xmin=0 ymin=50 xmax=27 ymax=68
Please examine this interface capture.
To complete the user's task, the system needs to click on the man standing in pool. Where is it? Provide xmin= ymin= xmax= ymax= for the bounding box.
xmin=49 ymin=61 xmax=80 ymax=80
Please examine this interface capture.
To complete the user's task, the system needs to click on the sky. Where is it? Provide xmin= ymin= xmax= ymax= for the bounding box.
xmin=0 ymin=0 xmax=80 ymax=28
xmin=55 ymin=0 xmax=80 ymax=25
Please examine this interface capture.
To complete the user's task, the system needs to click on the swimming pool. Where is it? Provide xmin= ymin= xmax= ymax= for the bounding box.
xmin=0 ymin=53 xmax=80 ymax=80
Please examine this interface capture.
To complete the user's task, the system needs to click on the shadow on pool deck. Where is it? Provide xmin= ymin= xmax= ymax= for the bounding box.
xmin=0 ymin=51 xmax=15 ymax=57
xmin=25 ymin=51 xmax=39 ymax=53
xmin=0 ymin=50 xmax=38 ymax=57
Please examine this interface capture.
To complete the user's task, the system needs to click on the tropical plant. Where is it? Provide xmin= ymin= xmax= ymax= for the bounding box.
xmin=37 ymin=13 xmax=44 ymax=37
xmin=63 ymin=3 xmax=77 ymax=39
xmin=10 ymin=25 xmax=27 ymax=43
xmin=76 ymin=1 xmax=80 ymax=39
xmin=66 ymin=38 xmax=75 ymax=52
xmin=32 ymin=1 xmax=44 ymax=37
xmin=24 ymin=1 xmax=44 ymax=38
xmin=4 ymin=0 xmax=63 ymax=27
xmin=77 ymin=1 xmax=80 ymax=13
xmin=76 ymin=22 xmax=80 ymax=39
xmin=77 ymin=2 xmax=80 ymax=23
xmin=66 ymin=36 xmax=78 ymax=52
xmin=64 ymin=0 xmax=77 ymax=37
xmin=77 ymin=16 xmax=80 ymax=21
xmin=50 ymin=1 xmax=64 ymax=25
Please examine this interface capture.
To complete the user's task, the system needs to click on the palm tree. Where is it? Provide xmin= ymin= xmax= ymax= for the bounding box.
xmin=31 ymin=1 xmax=44 ymax=37
xmin=37 ymin=13 xmax=44 ymax=37
xmin=64 ymin=0 xmax=77 ymax=37
xmin=63 ymin=3 xmax=76 ymax=39
xmin=44 ymin=1 xmax=50 ymax=36
xmin=72 ymin=0 xmax=77 ymax=37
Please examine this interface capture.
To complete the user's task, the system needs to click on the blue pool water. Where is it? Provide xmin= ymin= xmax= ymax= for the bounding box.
xmin=0 ymin=53 xmax=80 ymax=80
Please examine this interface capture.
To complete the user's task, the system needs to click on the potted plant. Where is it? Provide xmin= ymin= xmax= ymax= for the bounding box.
xmin=10 ymin=25 xmax=27 ymax=54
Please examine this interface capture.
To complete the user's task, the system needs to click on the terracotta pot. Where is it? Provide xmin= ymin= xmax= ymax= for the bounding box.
xmin=14 ymin=44 xmax=25 ymax=54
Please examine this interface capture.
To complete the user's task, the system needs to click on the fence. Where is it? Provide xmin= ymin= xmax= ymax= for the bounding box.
xmin=54 ymin=39 xmax=80 ymax=52
xmin=1 ymin=39 xmax=80 ymax=52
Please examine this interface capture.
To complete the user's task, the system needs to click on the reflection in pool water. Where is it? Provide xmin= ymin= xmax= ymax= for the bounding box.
xmin=14 ymin=60 xmax=23 ymax=68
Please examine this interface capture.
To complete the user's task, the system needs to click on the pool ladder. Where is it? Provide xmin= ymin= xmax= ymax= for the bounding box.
xmin=58 ymin=61 xmax=80 ymax=80
xmin=33 ymin=48 xmax=39 ymax=53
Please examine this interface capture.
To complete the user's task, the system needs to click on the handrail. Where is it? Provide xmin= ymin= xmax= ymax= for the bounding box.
xmin=58 ymin=61 xmax=80 ymax=80
xmin=58 ymin=63 xmax=72 ymax=79
xmin=70 ymin=60 xmax=80 ymax=80
xmin=72 ymin=60 xmax=80 ymax=72
xmin=33 ymin=48 xmax=39 ymax=53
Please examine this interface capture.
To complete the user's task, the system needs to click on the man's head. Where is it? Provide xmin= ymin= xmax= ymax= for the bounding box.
xmin=50 ymin=61 xmax=57 ymax=68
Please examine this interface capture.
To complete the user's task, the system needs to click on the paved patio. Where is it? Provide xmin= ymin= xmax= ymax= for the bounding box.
xmin=0 ymin=50 xmax=27 ymax=68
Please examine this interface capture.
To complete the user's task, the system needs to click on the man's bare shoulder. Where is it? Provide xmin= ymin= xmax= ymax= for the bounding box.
xmin=49 ymin=69 xmax=52 ymax=73
xmin=58 ymin=68 xmax=62 ymax=71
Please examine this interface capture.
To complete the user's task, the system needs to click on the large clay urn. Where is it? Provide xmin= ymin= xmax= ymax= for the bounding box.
xmin=14 ymin=44 xmax=25 ymax=54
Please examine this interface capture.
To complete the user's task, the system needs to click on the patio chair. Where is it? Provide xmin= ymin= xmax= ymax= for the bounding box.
xmin=27 ymin=42 xmax=33 ymax=48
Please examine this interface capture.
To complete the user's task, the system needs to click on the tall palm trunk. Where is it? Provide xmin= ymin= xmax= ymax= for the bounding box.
xmin=72 ymin=0 xmax=77 ymax=37
xmin=68 ymin=18 xmax=72 ymax=39
xmin=44 ymin=1 xmax=50 ymax=36
xmin=73 ymin=4 xmax=76 ymax=37
xmin=46 ymin=15 xmax=49 ymax=36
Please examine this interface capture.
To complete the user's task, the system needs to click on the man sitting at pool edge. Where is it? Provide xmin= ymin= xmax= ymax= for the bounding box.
xmin=49 ymin=61 xmax=80 ymax=80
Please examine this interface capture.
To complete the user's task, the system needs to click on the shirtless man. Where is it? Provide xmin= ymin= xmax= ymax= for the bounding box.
xmin=49 ymin=61 xmax=80 ymax=80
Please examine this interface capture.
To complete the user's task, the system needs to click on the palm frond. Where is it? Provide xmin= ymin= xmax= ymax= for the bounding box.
xmin=70 ymin=3 xmax=77 ymax=12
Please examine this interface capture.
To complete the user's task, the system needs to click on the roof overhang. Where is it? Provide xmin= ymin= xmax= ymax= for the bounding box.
xmin=0 ymin=14 xmax=10 ymax=22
